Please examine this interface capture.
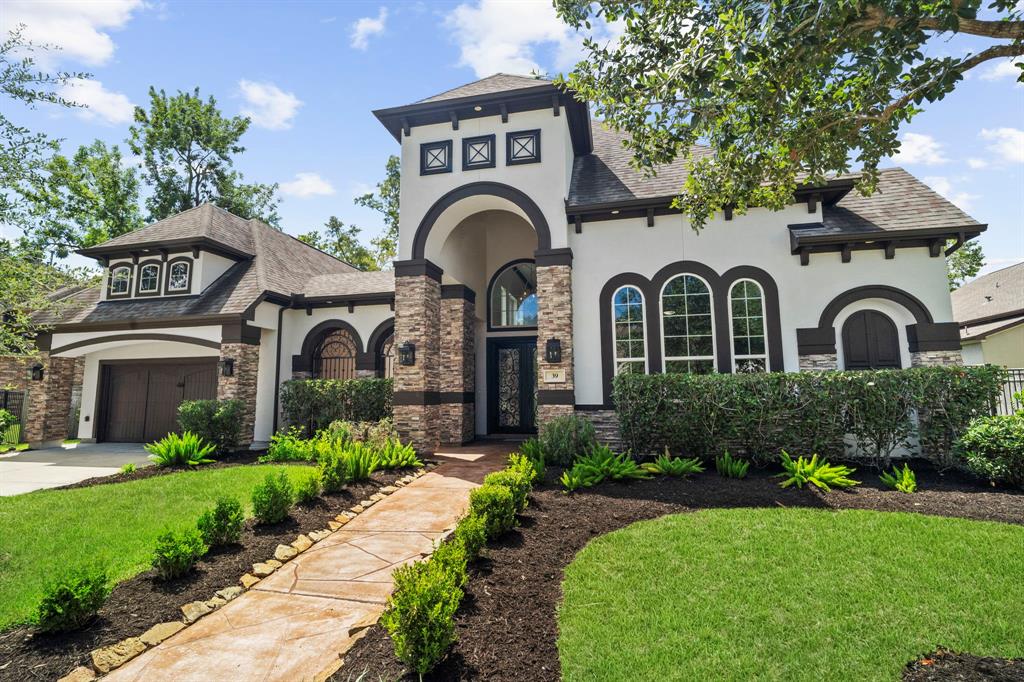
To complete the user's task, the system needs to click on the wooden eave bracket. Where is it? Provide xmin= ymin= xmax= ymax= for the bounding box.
xmin=499 ymin=102 xmax=508 ymax=123
xmin=574 ymin=215 xmax=582 ymax=234
xmin=646 ymin=208 xmax=655 ymax=227
xmin=841 ymin=244 xmax=852 ymax=263
xmin=400 ymin=118 xmax=411 ymax=136
xmin=884 ymin=242 xmax=896 ymax=260
xmin=552 ymin=95 xmax=560 ymax=116
xmin=347 ymin=301 xmax=355 ymax=313
xmin=931 ymin=238 xmax=946 ymax=257
xmin=799 ymin=247 xmax=810 ymax=266
xmin=807 ymin=193 xmax=821 ymax=214
xmin=723 ymin=205 xmax=734 ymax=221
xmin=449 ymin=111 xmax=459 ymax=130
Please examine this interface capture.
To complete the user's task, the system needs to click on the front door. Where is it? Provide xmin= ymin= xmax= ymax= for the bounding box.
xmin=487 ymin=337 xmax=537 ymax=434
xmin=842 ymin=310 xmax=902 ymax=370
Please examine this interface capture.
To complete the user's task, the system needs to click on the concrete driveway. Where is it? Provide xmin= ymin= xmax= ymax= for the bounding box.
xmin=0 ymin=442 xmax=152 ymax=496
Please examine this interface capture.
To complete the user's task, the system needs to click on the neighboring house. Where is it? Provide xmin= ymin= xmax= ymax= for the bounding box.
xmin=15 ymin=74 xmax=983 ymax=450
xmin=953 ymin=262 xmax=1024 ymax=368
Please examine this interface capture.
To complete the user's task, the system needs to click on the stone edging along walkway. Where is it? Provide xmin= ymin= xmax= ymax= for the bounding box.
xmin=61 ymin=445 xmax=506 ymax=682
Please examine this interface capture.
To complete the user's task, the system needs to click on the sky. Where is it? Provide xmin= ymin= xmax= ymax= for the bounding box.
xmin=1 ymin=0 xmax=1022 ymax=277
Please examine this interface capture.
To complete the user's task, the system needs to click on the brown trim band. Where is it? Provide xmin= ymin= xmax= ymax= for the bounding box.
xmin=51 ymin=333 xmax=221 ymax=356
xmin=393 ymin=391 xmax=441 ymax=406
xmin=440 ymin=284 xmax=476 ymax=303
xmin=221 ymin=322 xmax=262 ymax=345
xmin=906 ymin=322 xmax=962 ymax=352
xmin=534 ymin=247 xmax=573 ymax=267
xmin=50 ymin=314 xmax=241 ymax=334
xmin=394 ymin=259 xmax=443 ymax=281
xmin=440 ymin=391 xmax=475 ymax=404
xmin=537 ymin=389 xmax=575 ymax=405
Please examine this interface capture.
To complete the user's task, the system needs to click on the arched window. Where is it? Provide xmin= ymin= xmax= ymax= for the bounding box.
xmin=661 ymin=274 xmax=715 ymax=374
xmin=138 ymin=263 xmax=160 ymax=294
xmin=109 ymin=266 xmax=131 ymax=297
xmin=313 ymin=328 xmax=358 ymax=379
xmin=377 ymin=333 xmax=396 ymax=379
xmin=612 ymin=285 xmax=646 ymax=375
xmin=167 ymin=260 xmax=190 ymax=292
xmin=489 ymin=260 xmax=537 ymax=329
xmin=729 ymin=279 xmax=767 ymax=372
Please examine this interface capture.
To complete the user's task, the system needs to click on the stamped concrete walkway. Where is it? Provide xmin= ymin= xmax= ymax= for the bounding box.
xmin=104 ymin=442 xmax=510 ymax=682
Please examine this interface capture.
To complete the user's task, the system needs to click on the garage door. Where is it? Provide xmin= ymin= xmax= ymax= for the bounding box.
xmin=98 ymin=360 xmax=218 ymax=443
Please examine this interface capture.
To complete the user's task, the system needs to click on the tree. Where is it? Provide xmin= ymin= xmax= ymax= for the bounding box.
xmin=355 ymin=154 xmax=400 ymax=268
xmin=19 ymin=140 xmax=144 ymax=260
xmin=128 ymin=86 xmax=280 ymax=226
xmin=947 ymin=240 xmax=984 ymax=290
xmin=298 ymin=217 xmax=378 ymax=271
xmin=0 ymin=26 xmax=87 ymax=228
xmin=556 ymin=0 xmax=1024 ymax=229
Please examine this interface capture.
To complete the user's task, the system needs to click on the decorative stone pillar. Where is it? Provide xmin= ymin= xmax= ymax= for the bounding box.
xmin=535 ymin=249 xmax=575 ymax=426
xmin=440 ymin=285 xmax=475 ymax=445
xmin=798 ymin=354 xmax=839 ymax=371
xmin=217 ymin=338 xmax=261 ymax=448
xmin=393 ymin=260 xmax=443 ymax=453
xmin=910 ymin=350 xmax=963 ymax=367
xmin=23 ymin=352 xmax=76 ymax=446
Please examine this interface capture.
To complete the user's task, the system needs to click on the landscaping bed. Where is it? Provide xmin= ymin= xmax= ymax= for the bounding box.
xmin=338 ymin=464 xmax=1023 ymax=681
xmin=0 ymin=466 xmax=410 ymax=682
xmin=52 ymin=449 xmax=266 ymax=491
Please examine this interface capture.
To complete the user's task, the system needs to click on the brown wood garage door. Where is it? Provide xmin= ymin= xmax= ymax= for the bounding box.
xmin=98 ymin=359 xmax=218 ymax=442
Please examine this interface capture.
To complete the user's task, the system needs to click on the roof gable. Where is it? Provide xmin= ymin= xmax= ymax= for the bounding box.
xmin=952 ymin=262 xmax=1024 ymax=325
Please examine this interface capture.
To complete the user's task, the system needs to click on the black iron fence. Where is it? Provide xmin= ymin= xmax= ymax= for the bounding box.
xmin=0 ymin=389 xmax=26 ymax=444
xmin=995 ymin=368 xmax=1024 ymax=416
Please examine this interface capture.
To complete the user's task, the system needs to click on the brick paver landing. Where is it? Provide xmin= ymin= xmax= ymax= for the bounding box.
xmin=104 ymin=442 xmax=510 ymax=682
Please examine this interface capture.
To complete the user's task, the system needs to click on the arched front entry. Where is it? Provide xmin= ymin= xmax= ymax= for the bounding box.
xmin=842 ymin=310 xmax=902 ymax=370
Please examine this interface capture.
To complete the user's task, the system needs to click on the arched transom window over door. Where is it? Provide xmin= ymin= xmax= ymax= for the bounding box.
xmin=377 ymin=333 xmax=395 ymax=379
xmin=730 ymin=279 xmax=767 ymax=372
xmin=842 ymin=310 xmax=902 ymax=370
xmin=489 ymin=261 xmax=538 ymax=329
xmin=661 ymin=274 xmax=715 ymax=374
xmin=314 ymin=328 xmax=358 ymax=379
xmin=612 ymin=285 xmax=646 ymax=375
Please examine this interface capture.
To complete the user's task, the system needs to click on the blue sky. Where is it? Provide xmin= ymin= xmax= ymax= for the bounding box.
xmin=2 ymin=0 xmax=1022 ymax=276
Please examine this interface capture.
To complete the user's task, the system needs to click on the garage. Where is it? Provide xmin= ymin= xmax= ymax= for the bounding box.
xmin=96 ymin=359 xmax=218 ymax=443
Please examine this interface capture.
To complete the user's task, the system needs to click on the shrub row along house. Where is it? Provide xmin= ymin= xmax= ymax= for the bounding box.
xmin=15 ymin=74 xmax=984 ymax=451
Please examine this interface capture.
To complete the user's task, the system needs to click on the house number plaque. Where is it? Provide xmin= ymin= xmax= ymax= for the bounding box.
xmin=542 ymin=369 xmax=566 ymax=384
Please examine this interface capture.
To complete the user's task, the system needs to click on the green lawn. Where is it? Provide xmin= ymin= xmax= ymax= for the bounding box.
xmin=0 ymin=464 xmax=313 ymax=630
xmin=558 ymin=509 xmax=1024 ymax=681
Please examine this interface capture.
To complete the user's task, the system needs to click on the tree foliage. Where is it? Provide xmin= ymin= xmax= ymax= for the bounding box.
xmin=947 ymin=239 xmax=984 ymax=290
xmin=128 ymin=86 xmax=280 ymax=226
xmin=298 ymin=216 xmax=378 ymax=271
xmin=355 ymin=154 xmax=400 ymax=268
xmin=556 ymin=0 xmax=1024 ymax=229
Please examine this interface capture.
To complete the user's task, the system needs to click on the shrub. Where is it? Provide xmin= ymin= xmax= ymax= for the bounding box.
xmin=957 ymin=412 xmax=1024 ymax=487
xmin=642 ymin=449 xmax=705 ymax=476
xmin=36 ymin=567 xmax=111 ymax=632
xmin=295 ymin=472 xmax=322 ymax=505
xmin=251 ymin=469 xmax=294 ymax=524
xmin=329 ymin=418 xmax=399 ymax=449
xmin=716 ymin=451 xmax=750 ymax=479
xmin=777 ymin=451 xmax=859 ymax=492
xmin=342 ymin=442 xmax=379 ymax=481
xmin=380 ymin=557 xmax=462 ymax=678
xmin=264 ymin=427 xmax=317 ymax=462
xmin=177 ymin=399 xmax=243 ymax=454
xmin=483 ymin=468 xmax=532 ymax=512
xmin=197 ymin=497 xmax=245 ymax=546
xmin=508 ymin=452 xmax=541 ymax=484
xmin=152 ymin=528 xmax=207 ymax=580
xmin=515 ymin=438 xmax=546 ymax=479
xmin=317 ymin=450 xmax=348 ymax=493
xmin=377 ymin=439 xmax=422 ymax=469
xmin=429 ymin=540 xmax=469 ymax=588
xmin=119 ymin=462 xmax=136 ymax=475
xmin=916 ymin=366 xmax=1007 ymax=469
xmin=146 ymin=431 xmax=216 ymax=467
xmin=0 ymin=408 xmax=16 ymax=435
xmin=469 ymin=484 xmax=516 ymax=538
xmin=279 ymin=378 xmax=393 ymax=436
xmin=453 ymin=512 xmax=488 ymax=559
xmin=540 ymin=414 xmax=597 ymax=466
xmin=879 ymin=463 xmax=918 ymax=493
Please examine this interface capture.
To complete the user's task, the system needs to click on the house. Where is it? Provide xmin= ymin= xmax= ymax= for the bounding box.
xmin=953 ymin=262 xmax=1024 ymax=368
xmin=16 ymin=74 xmax=983 ymax=451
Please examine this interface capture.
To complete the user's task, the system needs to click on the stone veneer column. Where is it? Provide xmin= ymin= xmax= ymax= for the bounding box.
xmin=217 ymin=341 xmax=260 ymax=448
xmin=535 ymin=249 xmax=575 ymax=426
xmin=910 ymin=349 xmax=963 ymax=366
xmin=440 ymin=285 xmax=475 ymax=445
xmin=23 ymin=352 xmax=76 ymax=446
xmin=393 ymin=260 xmax=442 ymax=453
xmin=798 ymin=353 xmax=839 ymax=371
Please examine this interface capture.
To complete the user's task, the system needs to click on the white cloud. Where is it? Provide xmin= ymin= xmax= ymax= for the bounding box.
xmin=923 ymin=176 xmax=979 ymax=212
xmin=350 ymin=181 xmax=374 ymax=199
xmin=980 ymin=127 xmax=1024 ymax=163
xmin=0 ymin=0 xmax=143 ymax=67
xmin=57 ymin=78 xmax=135 ymax=125
xmin=280 ymin=172 xmax=335 ymax=198
xmin=980 ymin=59 xmax=1023 ymax=82
xmin=966 ymin=158 xmax=988 ymax=169
xmin=444 ymin=0 xmax=622 ymax=77
xmin=350 ymin=7 xmax=387 ymax=50
xmin=238 ymin=80 xmax=302 ymax=130
xmin=892 ymin=133 xmax=948 ymax=165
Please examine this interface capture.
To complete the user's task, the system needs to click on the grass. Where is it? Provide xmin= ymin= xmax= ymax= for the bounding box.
xmin=558 ymin=509 xmax=1024 ymax=681
xmin=0 ymin=464 xmax=313 ymax=630
xmin=0 ymin=443 xmax=29 ymax=454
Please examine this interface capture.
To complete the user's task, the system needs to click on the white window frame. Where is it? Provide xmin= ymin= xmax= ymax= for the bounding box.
xmin=109 ymin=266 xmax=131 ymax=296
xmin=167 ymin=261 xmax=190 ymax=292
xmin=138 ymin=263 xmax=160 ymax=293
xmin=660 ymin=273 xmax=717 ymax=374
xmin=611 ymin=285 xmax=648 ymax=376
xmin=728 ymin=278 xmax=768 ymax=373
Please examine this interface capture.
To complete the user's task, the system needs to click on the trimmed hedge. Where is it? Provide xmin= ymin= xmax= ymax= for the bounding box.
xmin=279 ymin=378 xmax=392 ymax=436
xmin=177 ymin=399 xmax=243 ymax=454
xmin=613 ymin=366 xmax=1004 ymax=468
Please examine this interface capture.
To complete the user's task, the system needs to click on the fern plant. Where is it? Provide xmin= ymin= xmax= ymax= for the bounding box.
xmin=561 ymin=445 xmax=650 ymax=491
xmin=376 ymin=439 xmax=422 ymax=469
xmin=146 ymin=431 xmax=216 ymax=467
xmin=642 ymin=449 xmax=705 ymax=476
xmin=716 ymin=451 xmax=750 ymax=479
xmin=343 ymin=442 xmax=380 ymax=481
xmin=776 ymin=451 xmax=859 ymax=492
xmin=880 ymin=463 xmax=918 ymax=493
xmin=560 ymin=468 xmax=590 ymax=492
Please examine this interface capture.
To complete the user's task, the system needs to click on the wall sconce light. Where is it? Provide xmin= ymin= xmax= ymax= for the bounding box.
xmin=30 ymin=363 xmax=45 ymax=381
xmin=398 ymin=342 xmax=416 ymax=366
xmin=545 ymin=338 xmax=562 ymax=364
xmin=219 ymin=358 xmax=235 ymax=377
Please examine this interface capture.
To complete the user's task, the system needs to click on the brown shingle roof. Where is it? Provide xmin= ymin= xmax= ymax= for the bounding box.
xmin=88 ymin=203 xmax=256 ymax=256
xmin=303 ymin=271 xmax=395 ymax=298
xmin=417 ymin=73 xmax=550 ymax=103
xmin=951 ymin=261 xmax=1024 ymax=325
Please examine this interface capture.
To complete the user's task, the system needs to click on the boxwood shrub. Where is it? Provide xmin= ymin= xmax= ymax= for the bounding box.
xmin=956 ymin=410 xmax=1024 ymax=487
xmin=177 ymin=399 xmax=243 ymax=454
xmin=612 ymin=365 xmax=1004 ymax=467
xmin=279 ymin=378 xmax=392 ymax=436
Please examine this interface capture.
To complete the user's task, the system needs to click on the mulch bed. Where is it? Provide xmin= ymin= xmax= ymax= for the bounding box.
xmin=338 ymin=463 xmax=1023 ymax=681
xmin=904 ymin=649 xmax=1024 ymax=681
xmin=0 ymin=466 xmax=419 ymax=682
xmin=52 ymin=449 xmax=267 ymax=491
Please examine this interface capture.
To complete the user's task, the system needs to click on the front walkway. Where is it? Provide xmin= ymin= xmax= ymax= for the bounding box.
xmin=0 ymin=443 xmax=151 ymax=496
xmin=105 ymin=442 xmax=509 ymax=682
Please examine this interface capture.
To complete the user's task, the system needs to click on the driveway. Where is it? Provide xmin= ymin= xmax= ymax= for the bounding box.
xmin=0 ymin=443 xmax=152 ymax=496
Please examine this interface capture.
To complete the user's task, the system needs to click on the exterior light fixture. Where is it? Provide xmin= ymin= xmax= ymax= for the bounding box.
xmin=545 ymin=338 xmax=562 ymax=364
xmin=30 ymin=363 xmax=45 ymax=381
xmin=611 ymin=209 xmax=620 ymax=214
xmin=474 ymin=105 xmax=483 ymax=111
xmin=398 ymin=342 xmax=416 ymax=366
xmin=219 ymin=358 xmax=235 ymax=377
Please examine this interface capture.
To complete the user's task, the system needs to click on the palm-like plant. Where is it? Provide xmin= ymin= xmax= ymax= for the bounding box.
xmin=776 ymin=451 xmax=859 ymax=492
xmin=146 ymin=431 xmax=216 ymax=467
xmin=879 ymin=463 xmax=917 ymax=493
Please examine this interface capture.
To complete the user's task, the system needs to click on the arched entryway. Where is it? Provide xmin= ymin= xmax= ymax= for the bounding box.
xmin=842 ymin=310 xmax=902 ymax=369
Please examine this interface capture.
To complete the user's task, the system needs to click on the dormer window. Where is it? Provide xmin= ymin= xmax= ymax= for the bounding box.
xmin=109 ymin=266 xmax=131 ymax=298
xmin=167 ymin=259 xmax=191 ymax=293
xmin=137 ymin=262 xmax=161 ymax=295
